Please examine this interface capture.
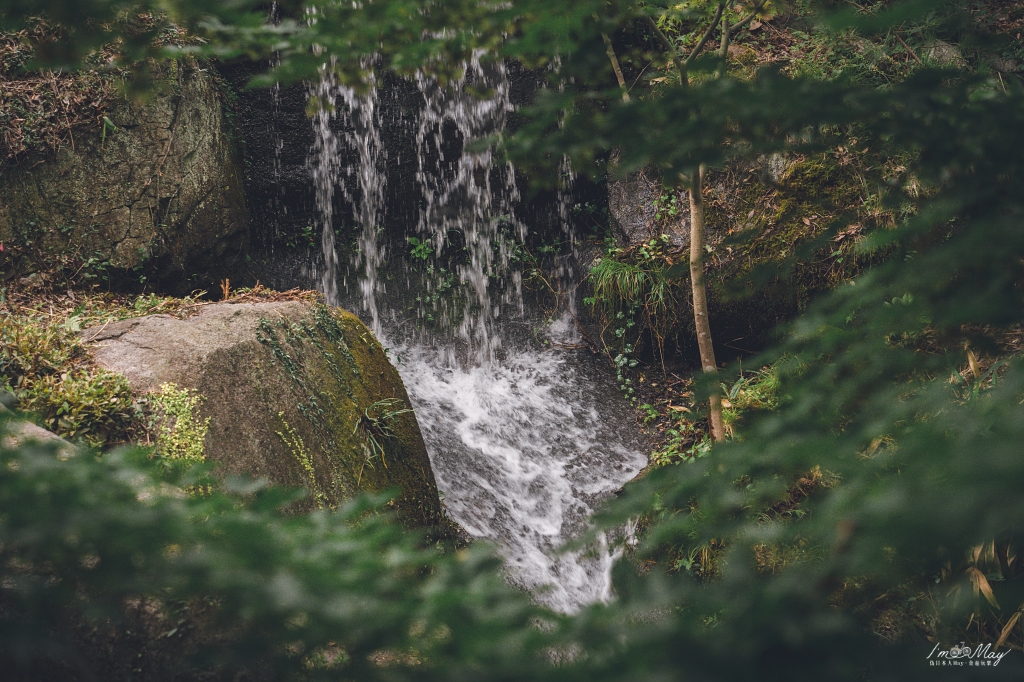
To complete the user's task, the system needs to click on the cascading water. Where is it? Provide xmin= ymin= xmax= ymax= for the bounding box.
xmin=310 ymin=63 xmax=386 ymax=330
xmin=399 ymin=343 xmax=646 ymax=610
xmin=413 ymin=56 xmax=523 ymax=361
xmin=310 ymin=60 xmax=647 ymax=613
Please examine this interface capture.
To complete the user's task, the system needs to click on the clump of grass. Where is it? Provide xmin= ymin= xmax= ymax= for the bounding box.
xmin=17 ymin=369 xmax=136 ymax=445
xmin=588 ymin=236 xmax=674 ymax=321
xmin=0 ymin=304 xmax=138 ymax=445
xmin=586 ymin=235 xmax=682 ymax=374
xmin=356 ymin=398 xmax=413 ymax=473
xmin=648 ymin=365 xmax=780 ymax=466
xmin=721 ymin=365 xmax=780 ymax=438
xmin=0 ymin=288 xmax=213 ymax=446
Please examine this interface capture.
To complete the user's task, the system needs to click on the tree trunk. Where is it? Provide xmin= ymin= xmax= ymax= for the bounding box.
xmin=687 ymin=166 xmax=725 ymax=442
xmin=602 ymin=33 xmax=630 ymax=102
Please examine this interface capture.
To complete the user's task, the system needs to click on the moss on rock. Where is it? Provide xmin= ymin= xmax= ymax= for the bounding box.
xmin=0 ymin=58 xmax=249 ymax=293
xmin=597 ymin=150 xmax=878 ymax=364
xmin=84 ymin=301 xmax=443 ymax=528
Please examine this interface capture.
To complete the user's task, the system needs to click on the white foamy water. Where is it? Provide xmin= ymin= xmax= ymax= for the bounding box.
xmin=389 ymin=326 xmax=646 ymax=613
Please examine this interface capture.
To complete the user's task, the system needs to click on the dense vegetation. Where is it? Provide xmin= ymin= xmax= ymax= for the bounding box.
xmin=3 ymin=0 xmax=1024 ymax=679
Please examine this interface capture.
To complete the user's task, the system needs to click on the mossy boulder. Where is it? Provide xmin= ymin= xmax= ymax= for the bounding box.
xmin=83 ymin=301 xmax=443 ymax=528
xmin=0 ymin=59 xmax=249 ymax=293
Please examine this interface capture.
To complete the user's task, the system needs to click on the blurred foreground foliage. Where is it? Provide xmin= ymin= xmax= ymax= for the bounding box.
xmin=3 ymin=0 xmax=1024 ymax=679
xmin=0 ymin=413 xmax=547 ymax=681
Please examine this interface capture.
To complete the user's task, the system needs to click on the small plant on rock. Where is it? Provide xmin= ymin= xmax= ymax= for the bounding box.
xmin=355 ymin=398 xmax=413 ymax=471
xmin=148 ymin=383 xmax=209 ymax=469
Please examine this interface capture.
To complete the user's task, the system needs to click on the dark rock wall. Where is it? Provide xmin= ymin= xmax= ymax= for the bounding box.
xmin=0 ymin=59 xmax=250 ymax=294
xmin=220 ymin=59 xmax=597 ymax=291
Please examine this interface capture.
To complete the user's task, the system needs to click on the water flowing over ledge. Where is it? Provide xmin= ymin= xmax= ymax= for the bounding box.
xmin=306 ymin=56 xmax=647 ymax=612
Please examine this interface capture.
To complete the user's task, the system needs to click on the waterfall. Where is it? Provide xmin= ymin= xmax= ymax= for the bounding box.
xmin=397 ymin=343 xmax=645 ymax=611
xmin=308 ymin=60 xmax=646 ymax=613
xmin=309 ymin=62 xmax=386 ymax=329
xmin=413 ymin=55 xmax=522 ymax=362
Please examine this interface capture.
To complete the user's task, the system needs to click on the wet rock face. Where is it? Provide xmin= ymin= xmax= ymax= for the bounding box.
xmin=221 ymin=63 xmax=425 ymax=273
xmin=218 ymin=62 xmax=317 ymax=257
xmin=0 ymin=59 xmax=249 ymax=293
xmin=84 ymin=301 xmax=444 ymax=528
xmin=220 ymin=58 xmax=579 ymax=290
xmin=606 ymin=154 xmax=689 ymax=251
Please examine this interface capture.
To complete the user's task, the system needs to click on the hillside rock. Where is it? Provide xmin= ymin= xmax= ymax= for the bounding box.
xmin=596 ymin=151 xmax=867 ymax=364
xmin=83 ymin=301 xmax=443 ymax=528
xmin=0 ymin=401 xmax=78 ymax=460
xmin=607 ymin=154 xmax=677 ymax=249
xmin=0 ymin=59 xmax=249 ymax=293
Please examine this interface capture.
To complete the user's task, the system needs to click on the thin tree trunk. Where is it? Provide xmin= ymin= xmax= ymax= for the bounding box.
xmin=601 ymin=33 xmax=630 ymax=102
xmin=687 ymin=166 xmax=725 ymax=442
xmin=648 ymin=6 xmax=734 ymax=443
xmin=717 ymin=17 xmax=730 ymax=78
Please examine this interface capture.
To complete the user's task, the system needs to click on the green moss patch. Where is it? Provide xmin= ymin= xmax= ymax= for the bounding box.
xmin=252 ymin=303 xmax=441 ymax=527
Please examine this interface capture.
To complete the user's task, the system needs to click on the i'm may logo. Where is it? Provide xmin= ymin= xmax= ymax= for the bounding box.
xmin=927 ymin=642 xmax=1011 ymax=668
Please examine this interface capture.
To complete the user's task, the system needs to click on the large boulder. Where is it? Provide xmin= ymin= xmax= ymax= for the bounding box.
xmin=83 ymin=301 xmax=443 ymax=528
xmin=0 ymin=59 xmax=249 ymax=293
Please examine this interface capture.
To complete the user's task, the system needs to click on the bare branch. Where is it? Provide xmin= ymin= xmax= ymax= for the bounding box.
xmin=894 ymin=32 xmax=925 ymax=66
xmin=719 ymin=0 xmax=768 ymax=77
xmin=727 ymin=0 xmax=769 ymax=38
xmin=685 ymin=3 xmax=726 ymax=67
xmin=601 ymin=32 xmax=630 ymax=101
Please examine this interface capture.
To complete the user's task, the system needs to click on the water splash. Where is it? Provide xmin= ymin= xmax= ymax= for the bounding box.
xmin=550 ymin=156 xmax=582 ymax=344
xmin=391 ymin=333 xmax=645 ymax=613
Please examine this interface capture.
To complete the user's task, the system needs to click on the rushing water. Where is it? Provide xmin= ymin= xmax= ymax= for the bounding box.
xmin=389 ymin=317 xmax=646 ymax=612
xmin=309 ymin=61 xmax=387 ymax=327
xmin=307 ymin=60 xmax=647 ymax=613
xmin=413 ymin=56 xmax=523 ymax=361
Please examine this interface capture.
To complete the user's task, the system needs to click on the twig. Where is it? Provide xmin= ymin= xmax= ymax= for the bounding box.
xmin=894 ymin=33 xmax=925 ymax=66
xmin=644 ymin=15 xmax=688 ymax=85
xmin=601 ymin=32 xmax=630 ymax=102
xmin=627 ymin=60 xmax=655 ymax=95
xmin=728 ymin=0 xmax=769 ymax=37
